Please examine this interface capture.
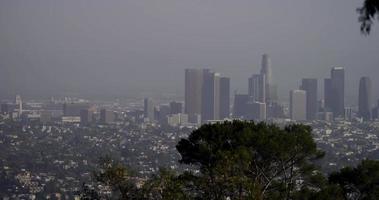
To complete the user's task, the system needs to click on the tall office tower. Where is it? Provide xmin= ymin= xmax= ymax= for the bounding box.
xmin=372 ymin=100 xmax=379 ymax=119
xmin=185 ymin=69 xmax=206 ymax=118
xmin=331 ymin=67 xmax=345 ymax=117
xmin=247 ymin=101 xmax=266 ymax=121
xmin=233 ymin=94 xmax=249 ymax=119
xmin=300 ymin=78 xmax=318 ymax=120
xmin=169 ymin=101 xmax=182 ymax=114
xmin=324 ymin=78 xmax=333 ymax=112
xmin=202 ymin=71 xmax=221 ymax=121
xmin=248 ymin=74 xmax=266 ymax=102
xmin=144 ymin=98 xmax=154 ymax=121
xmin=15 ymin=95 xmax=22 ymax=115
xmin=100 ymin=109 xmax=115 ymax=124
xmin=219 ymin=77 xmax=230 ymax=119
xmin=260 ymin=54 xmax=276 ymax=102
xmin=290 ymin=90 xmax=307 ymax=121
xmin=358 ymin=76 xmax=372 ymax=120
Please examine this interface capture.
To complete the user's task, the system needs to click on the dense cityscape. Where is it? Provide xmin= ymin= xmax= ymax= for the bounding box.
xmin=2 ymin=0 xmax=379 ymax=199
xmin=1 ymin=54 xmax=379 ymax=199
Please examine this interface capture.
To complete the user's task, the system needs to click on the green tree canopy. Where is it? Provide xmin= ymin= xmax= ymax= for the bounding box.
xmin=329 ymin=159 xmax=379 ymax=200
xmin=176 ymin=121 xmax=324 ymax=199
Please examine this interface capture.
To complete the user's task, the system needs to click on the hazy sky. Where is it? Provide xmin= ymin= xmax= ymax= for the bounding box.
xmin=0 ymin=0 xmax=378 ymax=104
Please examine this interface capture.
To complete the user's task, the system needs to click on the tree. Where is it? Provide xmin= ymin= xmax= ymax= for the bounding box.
xmin=358 ymin=0 xmax=379 ymax=34
xmin=329 ymin=159 xmax=379 ymax=200
xmin=83 ymin=156 xmax=141 ymax=200
xmin=81 ymin=121 xmax=379 ymax=200
xmin=140 ymin=168 xmax=190 ymax=200
xmin=176 ymin=121 xmax=324 ymax=200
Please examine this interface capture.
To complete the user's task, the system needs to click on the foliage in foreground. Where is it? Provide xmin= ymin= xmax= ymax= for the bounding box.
xmin=81 ymin=121 xmax=379 ymax=200
xmin=358 ymin=0 xmax=379 ymax=34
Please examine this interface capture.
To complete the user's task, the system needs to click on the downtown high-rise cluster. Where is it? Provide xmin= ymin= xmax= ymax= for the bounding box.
xmin=183 ymin=54 xmax=379 ymax=124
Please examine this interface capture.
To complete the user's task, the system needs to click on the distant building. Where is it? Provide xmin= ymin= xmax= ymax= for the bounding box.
xmin=169 ymin=101 xmax=182 ymax=114
xmin=290 ymin=90 xmax=306 ymax=121
xmin=167 ymin=113 xmax=189 ymax=127
xmin=80 ymin=109 xmax=93 ymax=125
xmin=324 ymin=67 xmax=345 ymax=117
xmin=260 ymin=54 xmax=276 ymax=102
xmin=358 ymin=76 xmax=372 ymax=120
xmin=1 ymin=103 xmax=16 ymax=114
xmin=100 ymin=109 xmax=115 ymax=124
xmin=185 ymin=69 xmax=230 ymax=122
xmin=248 ymin=74 xmax=265 ymax=103
xmin=157 ymin=104 xmax=170 ymax=124
xmin=185 ymin=69 xmax=206 ymax=120
xmin=267 ymin=102 xmax=286 ymax=119
xmin=372 ymin=100 xmax=379 ymax=120
xmin=247 ymin=101 xmax=266 ymax=121
xmin=43 ymin=103 xmax=64 ymax=118
xmin=324 ymin=78 xmax=333 ymax=112
xmin=316 ymin=112 xmax=334 ymax=121
xmin=63 ymin=103 xmax=90 ymax=117
xmin=331 ymin=67 xmax=345 ymax=117
xmin=344 ymin=107 xmax=353 ymax=121
xmin=61 ymin=116 xmax=81 ymax=123
xmin=300 ymin=78 xmax=318 ymax=120
xmin=219 ymin=77 xmax=230 ymax=119
xmin=233 ymin=94 xmax=249 ymax=119
xmin=201 ymin=71 xmax=220 ymax=121
xmin=143 ymin=98 xmax=154 ymax=121
xmin=15 ymin=95 xmax=23 ymax=116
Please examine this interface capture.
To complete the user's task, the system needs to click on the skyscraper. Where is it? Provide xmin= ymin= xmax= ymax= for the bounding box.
xmin=372 ymin=100 xmax=379 ymax=120
xmin=331 ymin=67 xmax=345 ymax=117
xmin=260 ymin=54 xmax=272 ymax=91
xmin=15 ymin=95 xmax=22 ymax=116
xmin=358 ymin=76 xmax=372 ymax=120
xmin=248 ymin=74 xmax=266 ymax=103
xmin=233 ymin=94 xmax=249 ymax=119
xmin=324 ymin=67 xmax=345 ymax=117
xmin=201 ymin=71 xmax=217 ymax=121
xmin=290 ymin=90 xmax=306 ymax=121
xmin=260 ymin=54 xmax=276 ymax=102
xmin=144 ymin=98 xmax=154 ymax=121
xmin=300 ymin=78 xmax=318 ymax=120
xmin=219 ymin=77 xmax=230 ymax=119
xmin=324 ymin=78 xmax=333 ymax=112
xmin=185 ymin=69 xmax=230 ymax=122
xmin=247 ymin=101 xmax=266 ymax=121
xmin=185 ymin=69 xmax=206 ymax=118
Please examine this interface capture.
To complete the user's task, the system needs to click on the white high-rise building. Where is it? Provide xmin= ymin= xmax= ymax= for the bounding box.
xmin=15 ymin=95 xmax=22 ymax=116
xmin=290 ymin=90 xmax=307 ymax=121
xmin=260 ymin=54 xmax=272 ymax=86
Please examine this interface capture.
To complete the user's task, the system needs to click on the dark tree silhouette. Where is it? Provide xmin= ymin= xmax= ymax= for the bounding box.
xmin=176 ymin=121 xmax=324 ymax=199
xmin=358 ymin=0 xmax=379 ymax=34
xmin=329 ymin=160 xmax=379 ymax=200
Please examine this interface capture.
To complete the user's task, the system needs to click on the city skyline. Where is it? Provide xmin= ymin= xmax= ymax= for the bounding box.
xmin=0 ymin=1 xmax=379 ymax=102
